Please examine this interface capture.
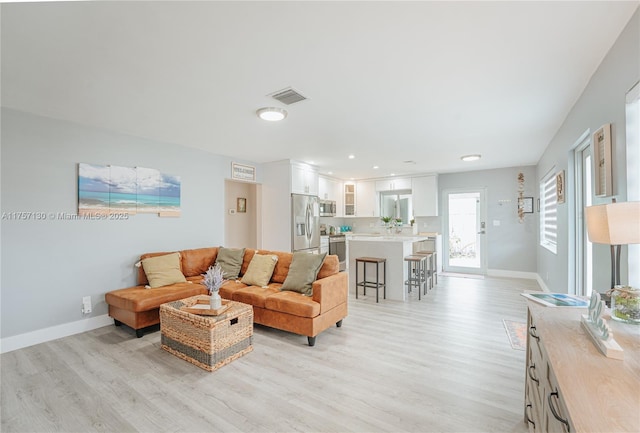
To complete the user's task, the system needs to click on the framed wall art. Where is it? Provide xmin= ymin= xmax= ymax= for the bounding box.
xmin=231 ymin=162 xmax=256 ymax=182
xmin=593 ymin=123 xmax=612 ymax=197
xmin=521 ymin=197 xmax=534 ymax=213
xmin=556 ymin=170 xmax=566 ymax=204
xmin=237 ymin=197 xmax=247 ymax=213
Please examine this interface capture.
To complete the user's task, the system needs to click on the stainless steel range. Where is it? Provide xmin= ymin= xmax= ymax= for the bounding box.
xmin=329 ymin=234 xmax=346 ymax=271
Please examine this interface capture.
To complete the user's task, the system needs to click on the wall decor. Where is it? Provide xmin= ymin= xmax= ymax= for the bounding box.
xmin=556 ymin=170 xmax=565 ymax=204
xmin=237 ymin=197 xmax=247 ymax=213
xmin=231 ymin=162 xmax=256 ymax=182
xmin=517 ymin=172 xmax=525 ymax=223
xmin=78 ymin=163 xmax=181 ymax=217
xmin=593 ymin=123 xmax=613 ymax=197
xmin=521 ymin=197 xmax=534 ymax=213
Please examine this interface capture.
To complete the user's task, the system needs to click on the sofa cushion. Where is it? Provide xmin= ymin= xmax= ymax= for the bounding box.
xmin=254 ymin=250 xmax=293 ymax=283
xmin=105 ymin=282 xmax=207 ymax=312
xmin=317 ymin=254 xmax=340 ymax=279
xmin=232 ymin=285 xmax=281 ymax=308
xmin=264 ymin=291 xmax=320 ymax=318
xmin=241 ymin=254 xmax=278 ymax=287
xmin=180 ymin=247 xmax=218 ymax=278
xmin=281 ymin=252 xmax=327 ymax=296
xmin=215 ymin=247 xmax=245 ymax=280
xmin=141 ymin=252 xmax=187 ymax=288
xmin=218 ymin=279 xmax=248 ymax=300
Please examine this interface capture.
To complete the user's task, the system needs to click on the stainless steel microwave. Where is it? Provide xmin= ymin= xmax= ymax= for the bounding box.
xmin=319 ymin=200 xmax=336 ymax=217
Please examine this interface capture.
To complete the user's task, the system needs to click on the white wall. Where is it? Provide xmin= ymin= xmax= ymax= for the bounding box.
xmin=536 ymin=10 xmax=639 ymax=293
xmin=0 ymin=109 xmax=259 ymax=341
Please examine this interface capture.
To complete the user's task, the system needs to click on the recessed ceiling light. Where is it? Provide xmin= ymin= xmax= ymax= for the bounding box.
xmin=308 ymin=161 xmax=315 ymax=165
xmin=256 ymin=107 xmax=287 ymax=121
xmin=348 ymin=154 xmax=355 ymax=159
xmin=373 ymin=166 xmax=379 ymax=169
xmin=461 ymin=154 xmax=481 ymax=162
xmin=390 ymin=173 xmax=396 ymax=176
xmin=327 ymin=171 xmax=333 ymax=175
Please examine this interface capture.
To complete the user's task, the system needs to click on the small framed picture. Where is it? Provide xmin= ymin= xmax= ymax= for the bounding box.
xmin=556 ymin=170 xmax=565 ymax=204
xmin=237 ymin=197 xmax=247 ymax=213
xmin=522 ymin=197 xmax=534 ymax=214
xmin=593 ymin=124 xmax=612 ymax=197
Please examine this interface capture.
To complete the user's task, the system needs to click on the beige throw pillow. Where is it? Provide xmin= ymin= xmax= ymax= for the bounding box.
xmin=281 ymin=252 xmax=327 ymax=296
xmin=241 ymin=254 xmax=278 ymax=287
xmin=141 ymin=252 xmax=187 ymax=288
xmin=215 ymin=247 xmax=245 ymax=280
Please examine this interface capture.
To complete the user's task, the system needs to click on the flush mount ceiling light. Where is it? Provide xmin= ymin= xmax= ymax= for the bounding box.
xmin=461 ymin=154 xmax=482 ymax=162
xmin=348 ymin=154 xmax=355 ymax=159
xmin=257 ymin=107 xmax=287 ymax=121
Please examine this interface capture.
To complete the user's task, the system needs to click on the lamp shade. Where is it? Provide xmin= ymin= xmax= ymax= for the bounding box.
xmin=585 ymin=201 xmax=640 ymax=245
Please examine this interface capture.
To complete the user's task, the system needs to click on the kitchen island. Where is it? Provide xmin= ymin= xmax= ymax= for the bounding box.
xmin=347 ymin=234 xmax=437 ymax=301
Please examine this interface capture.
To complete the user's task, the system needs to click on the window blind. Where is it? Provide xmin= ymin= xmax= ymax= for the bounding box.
xmin=540 ymin=170 xmax=558 ymax=254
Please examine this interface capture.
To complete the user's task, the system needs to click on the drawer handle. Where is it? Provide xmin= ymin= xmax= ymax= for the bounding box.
xmin=525 ymin=404 xmax=535 ymax=427
xmin=529 ymin=325 xmax=540 ymax=341
xmin=528 ymin=364 xmax=539 ymax=384
xmin=548 ymin=391 xmax=570 ymax=431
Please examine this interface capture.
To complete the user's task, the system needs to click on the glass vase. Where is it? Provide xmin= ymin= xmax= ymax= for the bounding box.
xmin=610 ymin=286 xmax=640 ymax=324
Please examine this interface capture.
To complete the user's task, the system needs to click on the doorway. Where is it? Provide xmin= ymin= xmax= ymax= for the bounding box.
xmin=224 ymin=180 xmax=259 ymax=249
xmin=443 ymin=189 xmax=487 ymax=274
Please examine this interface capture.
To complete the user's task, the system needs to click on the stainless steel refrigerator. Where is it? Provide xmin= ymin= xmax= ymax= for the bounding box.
xmin=291 ymin=194 xmax=320 ymax=253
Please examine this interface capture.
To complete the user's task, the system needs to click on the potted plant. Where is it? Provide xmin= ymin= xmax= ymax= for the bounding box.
xmin=203 ymin=264 xmax=225 ymax=309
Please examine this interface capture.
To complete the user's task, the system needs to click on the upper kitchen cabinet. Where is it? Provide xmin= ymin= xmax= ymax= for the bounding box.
xmin=319 ymin=175 xmax=343 ymax=217
xmin=411 ymin=175 xmax=438 ymax=216
xmin=375 ymin=177 xmax=412 ymax=192
xmin=291 ymin=161 xmax=319 ymax=195
xmin=344 ymin=182 xmax=356 ymax=216
xmin=356 ymin=180 xmax=379 ymax=217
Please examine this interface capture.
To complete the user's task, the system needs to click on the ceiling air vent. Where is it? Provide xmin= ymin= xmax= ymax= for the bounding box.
xmin=269 ymin=87 xmax=308 ymax=105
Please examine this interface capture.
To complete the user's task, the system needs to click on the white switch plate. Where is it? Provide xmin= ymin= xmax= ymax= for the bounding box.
xmin=493 ymin=220 xmax=501 ymax=226
xmin=82 ymin=296 xmax=92 ymax=314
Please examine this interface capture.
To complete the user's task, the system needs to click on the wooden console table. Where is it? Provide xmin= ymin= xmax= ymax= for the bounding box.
xmin=524 ymin=300 xmax=640 ymax=432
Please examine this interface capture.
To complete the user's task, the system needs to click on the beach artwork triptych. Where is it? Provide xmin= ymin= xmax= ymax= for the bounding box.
xmin=78 ymin=163 xmax=181 ymax=217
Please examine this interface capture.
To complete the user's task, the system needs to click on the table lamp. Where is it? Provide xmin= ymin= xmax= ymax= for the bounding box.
xmin=585 ymin=201 xmax=640 ymax=290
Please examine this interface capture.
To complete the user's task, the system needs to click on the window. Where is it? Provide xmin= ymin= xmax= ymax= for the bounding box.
xmin=380 ymin=190 xmax=412 ymax=223
xmin=540 ymin=168 xmax=558 ymax=254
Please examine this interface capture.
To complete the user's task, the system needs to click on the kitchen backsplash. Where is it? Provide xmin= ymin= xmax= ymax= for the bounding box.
xmin=319 ymin=216 xmax=441 ymax=234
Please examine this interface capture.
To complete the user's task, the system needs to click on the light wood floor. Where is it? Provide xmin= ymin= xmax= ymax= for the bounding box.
xmin=1 ymin=275 xmax=540 ymax=433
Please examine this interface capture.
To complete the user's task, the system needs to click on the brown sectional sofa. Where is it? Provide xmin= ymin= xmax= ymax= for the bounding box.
xmin=105 ymin=247 xmax=348 ymax=346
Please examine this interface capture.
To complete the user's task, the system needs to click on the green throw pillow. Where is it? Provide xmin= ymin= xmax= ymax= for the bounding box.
xmin=281 ymin=252 xmax=327 ymax=296
xmin=215 ymin=247 xmax=245 ymax=280
xmin=141 ymin=252 xmax=187 ymax=288
xmin=241 ymin=254 xmax=278 ymax=287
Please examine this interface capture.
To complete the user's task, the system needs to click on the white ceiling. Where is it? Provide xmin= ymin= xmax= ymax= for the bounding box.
xmin=2 ymin=1 xmax=638 ymax=180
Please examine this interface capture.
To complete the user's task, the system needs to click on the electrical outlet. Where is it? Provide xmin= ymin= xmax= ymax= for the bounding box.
xmin=82 ymin=296 xmax=92 ymax=314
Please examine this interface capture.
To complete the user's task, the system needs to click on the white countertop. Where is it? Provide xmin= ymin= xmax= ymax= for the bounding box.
xmin=347 ymin=234 xmax=432 ymax=242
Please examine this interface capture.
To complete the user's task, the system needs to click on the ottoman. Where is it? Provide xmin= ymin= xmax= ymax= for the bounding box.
xmin=160 ymin=295 xmax=253 ymax=371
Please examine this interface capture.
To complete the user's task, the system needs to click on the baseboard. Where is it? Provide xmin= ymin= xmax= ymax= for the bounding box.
xmin=486 ymin=269 xmax=539 ymax=280
xmin=535 ymin=275 xmax=551 ymax=292
xmin=0 ymin=314 xmax=113 ymax=354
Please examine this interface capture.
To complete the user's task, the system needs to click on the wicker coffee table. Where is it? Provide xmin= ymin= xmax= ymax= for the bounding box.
xmin=160 ymin=295 xmax=253 ymax=372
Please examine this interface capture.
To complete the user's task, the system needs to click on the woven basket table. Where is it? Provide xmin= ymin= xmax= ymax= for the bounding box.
xmin=160 ymin=295 xmax=253 ymax=372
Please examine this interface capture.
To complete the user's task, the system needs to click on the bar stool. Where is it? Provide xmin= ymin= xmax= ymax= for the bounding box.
xmin=404 ymin=255 xmax=427 ymax=299
xmin=355 ymin=257 xmax=386 ymax=302
xmin=414 ymin=250 xmax=435 ymax=290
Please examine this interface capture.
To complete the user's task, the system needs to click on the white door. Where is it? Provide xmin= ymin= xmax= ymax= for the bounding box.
xmin=574 ymin=135 xmax=593 ymax=296
xmin=443 ymin=189 xmax=487 ymax=274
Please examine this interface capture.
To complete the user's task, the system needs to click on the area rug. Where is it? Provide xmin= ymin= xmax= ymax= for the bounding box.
xmin=503 ymin=319 xmax=527 ymax=351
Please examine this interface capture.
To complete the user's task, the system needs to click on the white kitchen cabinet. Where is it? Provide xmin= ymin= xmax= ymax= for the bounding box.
xmin=291 ymin=162 xmax=318 ymax=195
xmin=319 ymin=175 xmax=343 ymax=216
xmin=356 ymin=180 xmax=379 ymax=217
xmin=375 ymin=177 xmax=412 ymax=192
xmin=344 ymin=182 xmax=356 ymax=216
xmin=411 ymin=175 xmax=438 ymax=216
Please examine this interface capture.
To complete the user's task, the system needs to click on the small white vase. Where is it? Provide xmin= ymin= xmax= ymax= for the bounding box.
xmin=210 ymin=292 xmax=222 ymax=309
